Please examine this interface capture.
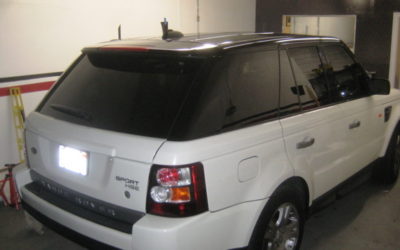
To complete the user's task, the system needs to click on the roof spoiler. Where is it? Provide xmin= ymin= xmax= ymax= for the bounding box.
xmin=161 ymin=18 xmax=183 ymax=40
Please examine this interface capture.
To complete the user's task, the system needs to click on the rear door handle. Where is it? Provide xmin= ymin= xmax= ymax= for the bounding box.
xmin=349 ymin=120 xmax=361 ymax=129
xmin=296 ymin=137 xmax=315 ymax=149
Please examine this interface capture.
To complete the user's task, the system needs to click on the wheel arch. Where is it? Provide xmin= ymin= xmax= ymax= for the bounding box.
xmin=379 ymin=106 xmax=400 ymax=157
xmin=247 ymin=176 xmax=309 ymax=249
xmin=277 ymin=176 xmax=310 ymax=210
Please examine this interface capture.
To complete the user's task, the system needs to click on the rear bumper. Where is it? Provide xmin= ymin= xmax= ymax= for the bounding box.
xmin=17 ymin=168 xmax=265 ymax=250
xmin=21 ymin=185 xmax=133 ymax=249
xmin=22 ymin=200 xmax=118 ymax=249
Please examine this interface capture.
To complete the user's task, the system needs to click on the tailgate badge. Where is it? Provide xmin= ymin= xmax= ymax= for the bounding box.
xmin=115 ymin=176 xmax=140 ymax=191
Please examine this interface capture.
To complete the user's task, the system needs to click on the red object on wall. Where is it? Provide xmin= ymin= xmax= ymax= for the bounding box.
xmin=0 ymin=81 xmax=55 ymax=97
xmin=0 ymin=164 xmax=21 ymax=210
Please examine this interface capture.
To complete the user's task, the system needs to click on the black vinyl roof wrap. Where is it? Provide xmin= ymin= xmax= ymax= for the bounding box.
xmin=83 ymin=32 xmax=340 ymax=54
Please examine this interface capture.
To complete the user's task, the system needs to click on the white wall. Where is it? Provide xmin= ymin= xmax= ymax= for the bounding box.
xmin=319 ymin=16 xmax=356 ymax=50
xmin=0 ymin=0 xmax=255 ymax=78
xmin=0 ymin=0 xmax=255 ymax=168
xmin=287 ymin=15 xmax=356 ymax=51
xmin=0 ymin=0 xmax=182 ymax=77
xmin=389 ymin=12 xmax=400 ymax=88
xmin=179 ymin=0 xmax=256 ymax=34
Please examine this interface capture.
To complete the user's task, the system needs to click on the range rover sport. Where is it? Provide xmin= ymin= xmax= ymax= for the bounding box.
xmin=15 ymin=32 xmax=400 ymax=250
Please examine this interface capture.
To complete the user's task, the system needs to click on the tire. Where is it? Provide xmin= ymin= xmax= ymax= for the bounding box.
xmin=248 ymin=184 xmax=306 ymax=250
xmin=380 ymin=124 xmax=400 ymax=185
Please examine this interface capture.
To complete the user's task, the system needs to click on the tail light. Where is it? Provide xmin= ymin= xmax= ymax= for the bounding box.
xmin=146 ymin=163 xmax=208 ymax=217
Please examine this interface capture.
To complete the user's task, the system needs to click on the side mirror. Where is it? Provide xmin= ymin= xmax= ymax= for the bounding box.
xmin=369 ymin=78 xmax=390 ymax=95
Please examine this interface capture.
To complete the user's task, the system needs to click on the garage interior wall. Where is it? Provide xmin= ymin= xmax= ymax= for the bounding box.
xmin=0 ymin=0 xmax=255 ymax=168
xmin=283 ymin=15 xmax=356 ymax=50
xmin=256 ymin=0 xmax=400 ymax=79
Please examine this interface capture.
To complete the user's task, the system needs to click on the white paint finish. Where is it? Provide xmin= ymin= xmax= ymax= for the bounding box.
xmin=19 ymin=179 xmax=266 ymax=250
xmin=0 ymin=87 xmax=47 ymax=201
xmin=238 ymin=156 xmax=259 ymax=182
xmin=377 ymin=89 xmax=400 ymax=156
xmin=13 ymin=164 xmax=31 ymax=196
xmin=25 ymin=112 xmax=165 ymax=212
xmin=281 ymin=90 xmax=400 ymax=203
xmin=26 ymin=112 xmax=165 ymax=162
xmin=154 ymin=121 xmax=294 ymax=211
xmin=280 ymin=105 xmax=348 ymax=200
xmin=21 ymin=187 xmax=133 ymax=250
xmin=338 ymin=97 xmax=387 ymax=181
xmin=389 ymin=12 xmax=400 ymax=88
xmin=132 ymin=200 xmax=266 ymax=250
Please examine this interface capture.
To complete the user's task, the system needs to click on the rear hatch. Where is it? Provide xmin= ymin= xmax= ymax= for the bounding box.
xmin=25 ymin=49 xmax=207 ymax=214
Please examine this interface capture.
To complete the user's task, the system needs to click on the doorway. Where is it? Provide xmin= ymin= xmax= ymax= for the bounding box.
xmin=282 ymin=15 xmax=356 ymax=51
xmin=389 ymin=12 xmax=400 ymax=88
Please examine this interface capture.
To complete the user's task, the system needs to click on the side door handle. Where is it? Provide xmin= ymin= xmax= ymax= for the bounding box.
xmin=296 ymin=137 xmax=315 ymax=149
xmin=385 ymin=106 xmax=392 ymax=122
xmin=349 ymin=120 xmax=361 ymax=129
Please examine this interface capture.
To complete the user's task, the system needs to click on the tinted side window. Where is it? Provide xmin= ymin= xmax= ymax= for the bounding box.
xmin=222 ymin=48 xmax=279 ymax=128
xmin=168 ymin=60 xmax=229 ymax=140
xmin=288 ymin=46 xmax=329 ymax=110
xmin=320 ymin=45 xmax=369 ymax=101
xmin=279 ymin=49 xmax=301 ymax=116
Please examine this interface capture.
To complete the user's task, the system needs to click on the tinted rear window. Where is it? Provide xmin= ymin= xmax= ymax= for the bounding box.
xmin=39 ymin=52 xmax=205 ymax=138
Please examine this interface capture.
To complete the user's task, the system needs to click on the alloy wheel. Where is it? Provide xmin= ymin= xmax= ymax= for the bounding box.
xmin=262 ymin=202 xmax=300 ymax=250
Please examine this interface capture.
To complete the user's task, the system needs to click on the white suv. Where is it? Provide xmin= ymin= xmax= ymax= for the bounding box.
xmin=16 ymin=32 xmax=400 ymax=250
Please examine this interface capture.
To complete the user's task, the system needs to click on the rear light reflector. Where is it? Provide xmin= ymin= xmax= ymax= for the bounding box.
xmin=156 ymin=167 xmax=191 ymax=186
xmin=147 ymin=163 xmax=208 ymax=217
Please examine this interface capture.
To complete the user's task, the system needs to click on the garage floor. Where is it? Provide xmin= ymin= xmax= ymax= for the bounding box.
xmin=1 ymin=178 xmax=399 ymax=250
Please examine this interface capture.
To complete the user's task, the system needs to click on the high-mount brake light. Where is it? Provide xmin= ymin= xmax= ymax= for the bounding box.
xmin=147 ymin=163 xmax=208 ymax=217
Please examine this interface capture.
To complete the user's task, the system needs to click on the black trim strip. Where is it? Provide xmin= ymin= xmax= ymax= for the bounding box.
xmin=28 ymin=171 xmax=145 ymax=234
xmin=22 ymin=201 xmax=119 ymax=250
xmin=0 ymin=72 xmax=62 ymax=83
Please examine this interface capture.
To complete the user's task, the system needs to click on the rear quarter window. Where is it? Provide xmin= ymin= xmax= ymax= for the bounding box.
xmin=223 ymin=48 xmax=279 ymax=127
xmin=168 ymin=46 xmax=280 ymax=140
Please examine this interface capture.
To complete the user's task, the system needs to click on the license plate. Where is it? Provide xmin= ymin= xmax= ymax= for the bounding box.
xmin=58 ymin=145 xmax=88 ymax=176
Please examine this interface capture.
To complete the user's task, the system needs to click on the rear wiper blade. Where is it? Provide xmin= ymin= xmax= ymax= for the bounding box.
xmin=50 ymin=104 xmax=92 ymax=122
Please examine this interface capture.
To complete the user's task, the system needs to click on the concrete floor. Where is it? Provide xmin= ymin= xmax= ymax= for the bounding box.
xmin=1 ymin=178 xmax=399 ymax=250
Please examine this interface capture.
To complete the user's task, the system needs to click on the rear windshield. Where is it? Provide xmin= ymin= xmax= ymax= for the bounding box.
xmin=39 ymin=52 xmax=206 ymax=138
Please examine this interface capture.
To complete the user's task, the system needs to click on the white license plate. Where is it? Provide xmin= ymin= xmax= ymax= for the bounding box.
xmin=58 ymin=145 xmax=88 ymax=176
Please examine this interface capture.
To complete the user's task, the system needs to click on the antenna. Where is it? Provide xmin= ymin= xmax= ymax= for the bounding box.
xmin=161 ymin=18 xmax=168 ymax=40
xmin=118 ymin=25 xmax=121 ymax=40
xmin=160 ymin=18 xmax=183 ymax=40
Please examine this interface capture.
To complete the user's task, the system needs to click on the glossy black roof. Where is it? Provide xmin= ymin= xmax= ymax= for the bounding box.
xmin=85 ymin=32 xmax=340 ymax=53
